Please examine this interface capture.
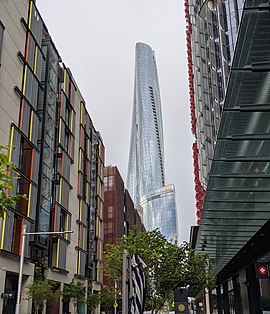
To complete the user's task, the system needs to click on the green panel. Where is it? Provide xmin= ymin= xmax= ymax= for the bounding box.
xmin=208 ymin=177 xmax=270 ymax=191
xmin=213 ymin=140 xmax=270 ymax=161
xmin=233 ymin=11 xmax=270 ymax=67
xmin=245 ymin=0 xmax=269 ymax=7
xmin=226 ymin=72 xmax=270 ymax=110
xmin=210 ymin=161 xmax=270 ymax=177
xmin=206 ymin=191 xmax=270 ymax=202
xmin=78 ymin=304 xmax=85 ymax=314
xmin=218 ymin=112 xmax=270 ymax=139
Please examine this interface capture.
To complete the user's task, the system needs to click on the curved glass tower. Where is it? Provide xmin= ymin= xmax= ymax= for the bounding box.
xmin=127 ymin=43 xmax=178 ymax=243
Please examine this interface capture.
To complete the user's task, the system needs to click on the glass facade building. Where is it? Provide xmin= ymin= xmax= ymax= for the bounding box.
xmin=140 ymin=185 xmax=177 ymax=244
xmin=186 ymin=0 xmax=244 ymax=223
xmin=188 ymin=0 xmax=270 ymax=312
xmin=127 ymin=43 xmax=178 ymax=243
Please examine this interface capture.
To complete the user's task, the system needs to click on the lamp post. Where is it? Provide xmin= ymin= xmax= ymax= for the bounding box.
xmin=121 ymin=250 xmax=129 ymax=314
xmin=15 ymin=225 xmax=73 ymax=314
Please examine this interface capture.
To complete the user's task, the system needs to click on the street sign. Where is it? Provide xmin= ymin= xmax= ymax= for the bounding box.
xmin=1 ymin=293 xmax=14 ymax=299
xmin=174 ymin=288 xmax=189 ymax=314
xmin=113 ymin=302 xmax=118 ymax=308
xmin=255 ymin=262 xmax=270 ymax=279
xmin=174 ymin=302 xmax=189 ymax=314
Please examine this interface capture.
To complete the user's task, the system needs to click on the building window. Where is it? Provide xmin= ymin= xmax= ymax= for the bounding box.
xmin=0 ymin=21 xmax=4 ymax=65
xmin=19 ymin=138 xmax=33 ymax=178
xmin=108 ymin=206 xmax=114 ymax=219
xmin=59 ymin=211 xmax=67 ymax=232
xmin=104 ymin=175 xmax=114 ymax=191
xmin=17 ymin=178 xmax=30 ymax=216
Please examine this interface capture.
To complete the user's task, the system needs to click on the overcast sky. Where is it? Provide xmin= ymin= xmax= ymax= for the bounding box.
xmin=37 ymin=0 xmax=196 ymax=242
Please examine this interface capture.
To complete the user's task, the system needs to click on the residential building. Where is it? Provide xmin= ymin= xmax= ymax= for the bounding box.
xmin=103 ymin=166 xmax=144 ymax=289
xmin=127 ymin=42 xmax=178 ymax=243
xmin=187 ymin=0 xmax=270 ymax=312
xmin=104 ymin=165 xmax=144 ymax=247
xmin=0 ymin=1 xmax=104 ymax=313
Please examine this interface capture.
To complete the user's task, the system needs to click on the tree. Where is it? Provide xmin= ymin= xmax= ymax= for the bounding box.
xmin=86 ymin=291 xmax=100 ymax=313
xmin=104 ymin=229 xmax=215 ymax=314
xmin=62 ymin=280 xmax=86 ymax=313
xmin=0 ymin=146 xmax=26 ymax=216
xmin=99 ymin=286 xmax=116 ymax=314
xmin=26 ymin=280 xmax=60 ymax=314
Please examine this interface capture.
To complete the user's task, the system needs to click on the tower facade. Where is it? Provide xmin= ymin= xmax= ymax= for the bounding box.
xmin=127 ymin=43 xmax=177 ymax=243
xmin=186 ymin=0 xmax=244 ymax=223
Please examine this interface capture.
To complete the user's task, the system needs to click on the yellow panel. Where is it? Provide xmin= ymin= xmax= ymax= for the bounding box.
xmin=80 ymin=103 xmax=83 ymax=124
xmin=100 ymin=202 xmax=103 ymax=220
xmin=86 ymin=182 xmax=89 ymax=201
xmin=27 ymin=183 xmax=32 ymax=217
xmin=65 ymin=215 xmax=68 ymax=240
xmin=78 ymin=250 xmax=81 ymax=275
xmin=56 ymin=238 xmax=60 ymax=268
xmin=23 ymin=66 xmax=27 ymax=96
xmin=96 ymin=217 xmax=99 ymax=237
xmin=70 ymin=111 xmax=73 ymax=132
xmin=59 ymin=177 xmax=62 ymax=204
xmin=9 ymin=126 xmax=14 ymax=162
xmin=28 ymin=1 xmax=33 ymax=28
xmin=33 ymin=45 xmax=38 ymax=74
xmin=58 ymin=119 xmax=62 ymax=144
xmin=63 ymin=69 xmax=67 ymax=93
xmin=29 ymin=110 xmax=33 ymax=141
xmin=0 ymin=211 xmax=7 ymax=250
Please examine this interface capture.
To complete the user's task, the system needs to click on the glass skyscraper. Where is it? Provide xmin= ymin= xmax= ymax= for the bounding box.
xmin=127 ymin=42 xmax=178 ymax=243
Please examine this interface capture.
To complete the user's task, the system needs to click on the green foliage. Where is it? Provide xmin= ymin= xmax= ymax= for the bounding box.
xmin=0 ymin=146 xmax=27 ymax=216
xmin=26 ymin=280 xmax=60 ymax=314
xmin=62 ymin=280 xmax=86 ymax=313
xmin=99 ymin=286 xmax=116 ymax=314
xmin=104 ymin=229 xmax=215 ymax=313
xmin=87 ymin=291 xmax=100 ymax=312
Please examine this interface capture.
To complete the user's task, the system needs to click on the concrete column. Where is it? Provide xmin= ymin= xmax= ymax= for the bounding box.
xmin=232 ymin=275 xmax=243 ymax=314
xmin=246 ymin=264 xmax=263 ymax=314
xmin=222 ymin=281 xmax=230 ymax=314
xmin=21 ymin=274 xmax=33 ymax=314
xmin=216 ymin=285 xmax=223 ymax=314
xmin=0 ymin=268 xmax=7 ymax=313
xmin=59 ymin=282 xmax=64 ymax=314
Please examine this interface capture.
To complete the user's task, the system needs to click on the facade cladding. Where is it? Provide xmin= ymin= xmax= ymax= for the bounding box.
xmin=103 ymin=166 xmax=145 ymax=245
xmin=188 ymin=0 xmax=270 ymax=313
xmin=103 ymin=166 xmax=145 ymax=287
xmin=127 ymin=43 xmax=178 ymax=243
xmin=0 ymin=1 xmax=104 ymax=313
xmin=186 ymin=0 xmax=244 ymax=223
